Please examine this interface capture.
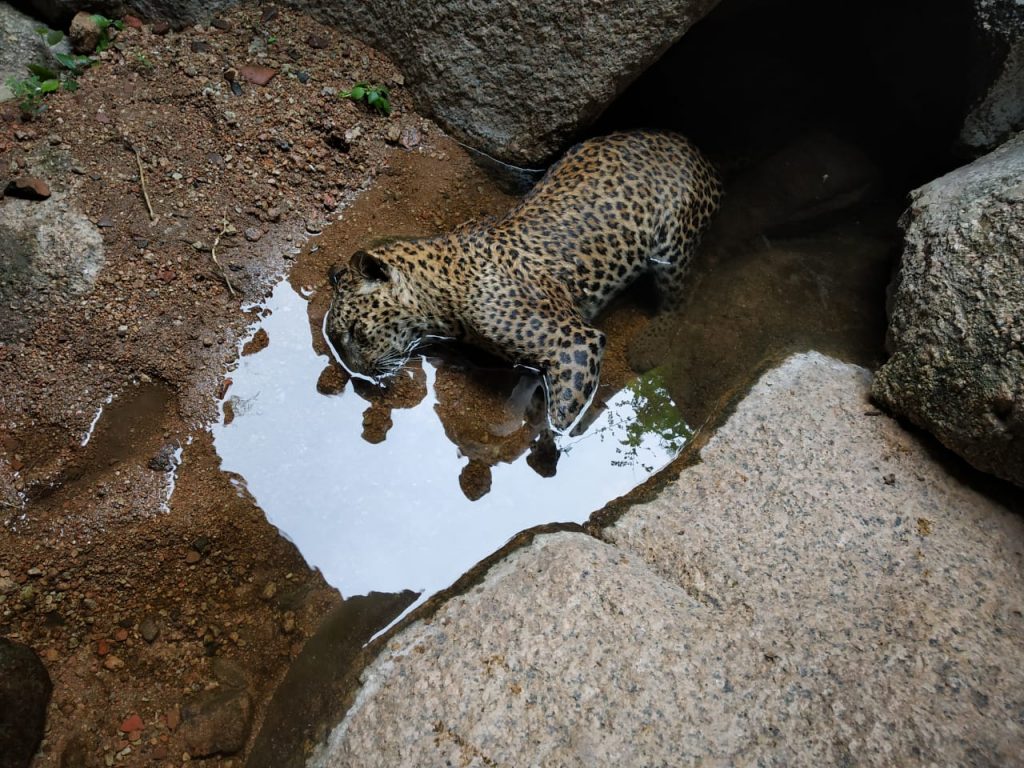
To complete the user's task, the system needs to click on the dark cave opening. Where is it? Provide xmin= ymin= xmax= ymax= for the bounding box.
xmin=594 ymin=0 xmax=982 ymax=196
xmin=585 ymin=0 xmax=996 ymax=424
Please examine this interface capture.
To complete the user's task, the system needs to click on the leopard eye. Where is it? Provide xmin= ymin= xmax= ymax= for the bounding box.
xmin=328 ymin=264 xmax=344 ymax=287
xmin=350 ymin=322 xmax=369 ymax=345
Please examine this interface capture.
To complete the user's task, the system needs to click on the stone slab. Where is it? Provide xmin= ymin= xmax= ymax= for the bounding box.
xmin=312 ymin=353 xmax=1024 ymax=767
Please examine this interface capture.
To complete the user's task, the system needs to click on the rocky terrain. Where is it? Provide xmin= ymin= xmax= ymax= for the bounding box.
xmin=2 ymin=0 xmax=1022 ymax=766
xmin=0 ymin=5 xmax=490 ymax=766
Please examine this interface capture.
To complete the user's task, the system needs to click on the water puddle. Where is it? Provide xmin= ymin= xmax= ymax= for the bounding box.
xmin=213 ymin=280 xmax=688 ymax=608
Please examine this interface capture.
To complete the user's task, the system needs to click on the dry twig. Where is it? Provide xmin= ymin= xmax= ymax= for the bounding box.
xmin=123 ymin=134 xmax=157 ymax=223
xmin=211 ymin=217 xmax=236 ymax=296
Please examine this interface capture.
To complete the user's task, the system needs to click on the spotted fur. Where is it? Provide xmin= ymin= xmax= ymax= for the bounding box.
xmin=326 ymin=131 xmax=721 ymax=432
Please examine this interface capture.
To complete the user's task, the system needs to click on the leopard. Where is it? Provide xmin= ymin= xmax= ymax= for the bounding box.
xmin=325 ymin=130 xmax=722 ymax=433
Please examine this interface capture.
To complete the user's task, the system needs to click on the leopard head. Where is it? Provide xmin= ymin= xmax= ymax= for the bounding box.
xmin=325 ymin=249 xmax=431 ymax=378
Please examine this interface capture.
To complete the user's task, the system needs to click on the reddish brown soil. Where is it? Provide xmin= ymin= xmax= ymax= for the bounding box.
xmin=0 ymin=6 xmax=522 ymax=767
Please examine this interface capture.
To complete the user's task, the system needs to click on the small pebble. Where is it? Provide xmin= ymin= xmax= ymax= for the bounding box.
xmin=140 ymin=616 xmax=160 ymax=643
xmin=119 ymin=714 xmax=144 ymax=733
xmin=4 ymin=177 xmax=50 ymax=200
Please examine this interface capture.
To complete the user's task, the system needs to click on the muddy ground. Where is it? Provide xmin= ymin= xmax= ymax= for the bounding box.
xmin=0 ymin=6 xmax=519 ymax=766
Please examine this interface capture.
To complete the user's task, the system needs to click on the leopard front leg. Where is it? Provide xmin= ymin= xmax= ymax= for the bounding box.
xmin=464 ymin=290 xmax=606 ymax=434
xmin=541 ymin=319 xmax=606 ymax=433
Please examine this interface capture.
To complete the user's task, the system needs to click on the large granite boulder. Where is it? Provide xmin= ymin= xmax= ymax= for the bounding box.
xmin=873 ymin=131 xmax=1024 ymax=487
xmin=0 ymin=638 xmax=52 ymax=768
xmin=293 ymin=0 xmax=721 ymax=165
xmin=310 ymin=354 xmax=1024 ymax=767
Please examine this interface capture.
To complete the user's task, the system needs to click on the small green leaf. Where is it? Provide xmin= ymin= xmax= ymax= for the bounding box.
xmin=350 ymin=85 xmax=365 ymax=100
xmin=91 ymin=14 xmax=112 ymax=29
xmin=96 ymin=37 xmax=110 ymax=53
xmin=62 ymin=78 xmax=79 ymax=92
xmin=366 ymin=90 xmax=379 ymax=105
xmin=112 ymin=20 xmax=125 ymax=30
xmin=27 ymin=63 xmax=58 ymax=79
xmin=40 ymin=79 xmax=59 ymax=92
xmin=53 ymin=53 xmax=76 ymax=71
xmin=46 ymin=29 xmax=65 ymax=46
xmin=377 ymin=97 xmax=391 ymax=116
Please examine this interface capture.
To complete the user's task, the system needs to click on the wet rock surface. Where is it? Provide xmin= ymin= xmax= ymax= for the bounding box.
xmin=314 ymin=354 xmax=1024 ymax=767
xmin=873 ymin=130 xmax=1024 ymax=487
xmin=296 ymin=0 xmax=721 ymax=165
xmin=0 ymin=638 xmax=52 ymax=768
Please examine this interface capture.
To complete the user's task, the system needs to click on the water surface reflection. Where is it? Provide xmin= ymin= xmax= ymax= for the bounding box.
xmin=212 ymin=281 xmax=688 ymax=604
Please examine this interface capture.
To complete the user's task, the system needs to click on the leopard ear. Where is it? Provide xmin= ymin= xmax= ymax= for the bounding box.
xmin=350 ymin=250 xmax=390 ymax=282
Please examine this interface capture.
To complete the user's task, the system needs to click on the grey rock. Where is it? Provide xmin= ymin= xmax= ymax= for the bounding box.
xmin=873 ymin=131 xmax=1024 ymax=487
xmin=0 ymin=188 xmax=105 ymax=343
xmin=312 ymin=353 xmax=1024 ymax=767
xmin=962 ymin=35 xmax=1024 ymax=153
xmin=127 ymin=0 xmax=234 ymax=26
xmin=0 ymin=638 xmax=52 ymax=768
xmin=297 ymin=0 xmax=721 ymax=165
xmin=180 ymin=686 xmax=252 ymax=757
xmin=961 ymin=0 xmax=1024 ymax=152
xmin=139 ymin=615 xmax=160 ymax=643
xmin=0 ymin=4 xmax=71 ymax=104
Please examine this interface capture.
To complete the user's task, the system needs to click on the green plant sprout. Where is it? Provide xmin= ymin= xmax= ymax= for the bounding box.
xmin=340 ymin=83 xmax=391 ymax=116
xmin=6 ymin=28 xmax=95 ymax=117
xmin=5 ymin=75 xmax=58 ymax=116
xmin=91 ymin=15 xmax=125 ymax=53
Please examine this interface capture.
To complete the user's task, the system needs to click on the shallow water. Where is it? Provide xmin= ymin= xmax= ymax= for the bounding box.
xmin=212 ymin=280 xmax=688 ymax=604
